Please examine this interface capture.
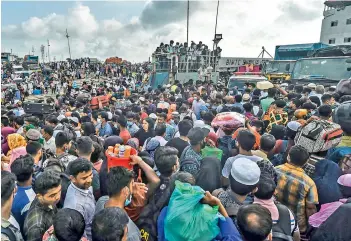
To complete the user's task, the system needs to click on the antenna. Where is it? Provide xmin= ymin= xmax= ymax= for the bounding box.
xmin=47 ymin=39 xmax=51 ymax=63
xmin=66 ymin=29 xmax=72 ymax=60
xmin=32 ymin=46 xmax=35 ymax=55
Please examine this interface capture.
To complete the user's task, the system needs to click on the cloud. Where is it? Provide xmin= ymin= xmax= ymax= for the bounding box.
xmin=1 ymin=0 xmax=325 ymax=62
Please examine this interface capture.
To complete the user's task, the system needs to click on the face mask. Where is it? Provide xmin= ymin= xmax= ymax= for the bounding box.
xmin=127 ymin=121 xmax=133 ymax=127
xmin=97 ymin=118 xmax=102 ymax=123
xmin=124 ymin=187 xmax=132 ymax=206
xmin=114 ymin=124 xmax=118 ymax=128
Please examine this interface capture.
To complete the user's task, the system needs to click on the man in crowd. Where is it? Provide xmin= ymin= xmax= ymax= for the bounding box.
xmin=64 ymin=158 xmax=95 ymax=240
xmin=275 ymin=145 xmax=319 ymax=235
xmin=41 ymin=126 xmax=56 ymax=154
xmin=23 ymin=171 xmax=61 ymax=241
xmin=1 ymin=171 xmax=23 ymax=241
xmin=10 ymin=155 xmax=36 ymax=233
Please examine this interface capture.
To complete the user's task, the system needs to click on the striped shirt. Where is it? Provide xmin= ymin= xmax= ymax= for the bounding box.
xmin=275 ymin=163 xmax=319 ymax=232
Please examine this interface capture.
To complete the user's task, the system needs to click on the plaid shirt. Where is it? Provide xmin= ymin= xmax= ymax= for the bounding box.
xmin=23 ymin=198 xmax=57 ymax=241
xmin=275 ymin=163 xmax=319 ymax=233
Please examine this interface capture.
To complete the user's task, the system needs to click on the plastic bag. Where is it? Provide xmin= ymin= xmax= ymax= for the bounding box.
xmin=165 ymin=181 xmax=220 ymax=241
xmin=201 ymin=146 xmax=223 ymax=161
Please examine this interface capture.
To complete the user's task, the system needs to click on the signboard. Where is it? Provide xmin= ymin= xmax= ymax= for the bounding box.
xmin=218 ymin=57 xmax=272 ymax=69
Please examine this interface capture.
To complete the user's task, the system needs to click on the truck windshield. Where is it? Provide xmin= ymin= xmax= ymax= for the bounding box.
xmin=292 ymin=58 xmax=351 ymax=80
xmin=228 ymin=78 xmax=263 ymax=89
xmin=266 ymin=61 xmax=295 ymax=73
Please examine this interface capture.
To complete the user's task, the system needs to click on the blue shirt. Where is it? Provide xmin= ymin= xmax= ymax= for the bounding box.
xmin=11 ymin=185 xmax=36 ymax=232
xmin=99 ymin=122 xmax=113 ymax=137
xmin=157 ymin=206 xmax=243 ymax=241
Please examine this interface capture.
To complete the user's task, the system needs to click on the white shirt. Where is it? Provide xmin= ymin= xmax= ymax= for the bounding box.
xmin=44 ymin=136 xmax=56 ymax=153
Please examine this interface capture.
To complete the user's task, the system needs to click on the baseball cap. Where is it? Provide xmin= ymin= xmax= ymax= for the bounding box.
xmin=242 ymin=93 xmax=250 ymax=102
xmin=230 ymin=158 xmax=261 ymax=185
xmin=26 ymin=129 xmax=41 ymax=141
xmin=187 ymin=127 xmax=210 ymax=145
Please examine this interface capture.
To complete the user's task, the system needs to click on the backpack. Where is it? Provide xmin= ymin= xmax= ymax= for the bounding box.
xmin=1 ymin=227 xmax=16 ymax=241
xmin=137 ymin=176 xmax=171 ymax=241
xmin=272 ymin=204 xmax=296 ymax=241
xmin=217 ymin=137 xmax=236 ymax=169
xmin=270 ymin=140 xmax=288 ymax=166
xmin=55 ymin=123 xmax=77 ymax=141
xmin=295 ymin=120 xmax=343 ymax=153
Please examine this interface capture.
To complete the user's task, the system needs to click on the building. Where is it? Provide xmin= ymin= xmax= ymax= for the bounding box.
xmin=320 ymin=0 xmax=351 ymax=46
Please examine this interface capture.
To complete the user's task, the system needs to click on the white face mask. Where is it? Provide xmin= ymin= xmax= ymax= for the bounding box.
xmin=97 ymin=118 xmax=102 ymax=123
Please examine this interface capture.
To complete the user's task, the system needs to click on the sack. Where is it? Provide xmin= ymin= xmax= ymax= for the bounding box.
xmin=165 ymin=181 xmax=220 ymax=241
xmin=137 ymin=176 xmax=171 ymax=241
xmin=201 ymin=146 xmax=223 ymax=160
xmin=295 ymin=120 xmax=343 ymax=153
xmin=272 ymin=204 xmax=295 ymax=241
xmin=76 ymin=93 xmax=91 ymax=104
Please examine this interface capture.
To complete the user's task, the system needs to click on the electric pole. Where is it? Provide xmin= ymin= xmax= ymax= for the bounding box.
xmin=40 ymin=45 xmax=45 ymax=64
xmin=187 ymin=0 xmax=189 ymax=44
xmin=47 ymin=39 xmax=51 ymax=63
xmin=66 ymin=29 xmax=72 ymax=60
xmin=32 ymin=46 xmax=35 ymax=56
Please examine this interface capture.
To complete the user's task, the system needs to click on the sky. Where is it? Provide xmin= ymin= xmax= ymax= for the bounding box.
xmin=1 ymin=0 xmax=325 ymax=62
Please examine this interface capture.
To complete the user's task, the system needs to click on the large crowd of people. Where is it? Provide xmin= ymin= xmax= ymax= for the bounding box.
xmin=1 ymin=63 xmax=351 ymax=241
xmin=152 ymin=40 xmax=222 ymax=72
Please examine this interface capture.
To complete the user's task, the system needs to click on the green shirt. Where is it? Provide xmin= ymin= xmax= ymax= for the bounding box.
xmin=261 ymin=97 xmax=275 ymax=112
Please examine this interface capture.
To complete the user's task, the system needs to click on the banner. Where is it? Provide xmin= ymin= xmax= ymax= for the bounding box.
xmin=218 ymin=57 xmax=272 ymax=68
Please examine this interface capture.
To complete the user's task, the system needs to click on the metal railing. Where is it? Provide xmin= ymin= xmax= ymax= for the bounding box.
xmin=152 ymin=53 xmax=220 ymax=73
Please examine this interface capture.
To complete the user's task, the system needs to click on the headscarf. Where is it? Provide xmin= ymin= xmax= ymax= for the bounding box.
xmin=145 ymin=138 xmax=161 ymax=160
xmin=195 ymin=157 xmax=221 ymax=193
xmin=313 ymin=159 xmax=343 ymax=205
xmin=1 ymin=127 xmax=16 ymax=155
xmin=7 ymin=133 xmax=26 ymax=150
xmin=127 ymin=138 xmax=139 ymax=150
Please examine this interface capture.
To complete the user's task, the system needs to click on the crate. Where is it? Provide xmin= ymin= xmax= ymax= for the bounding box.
xmin=105 ymin=147 xmax=138 ymax=171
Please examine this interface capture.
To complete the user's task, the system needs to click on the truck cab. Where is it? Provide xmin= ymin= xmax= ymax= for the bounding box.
xmin=264 ymin=60 xmax=296 ymax=82
xmin=227 ymin=73 xmax=268 ymax=95
xmin=291 ymin=57 xmax=351 ymax=86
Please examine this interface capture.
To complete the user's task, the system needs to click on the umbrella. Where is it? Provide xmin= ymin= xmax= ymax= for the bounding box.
xmin=257 ymin=81 xmax=274 ymax=90
xmin=211 ymin=112 xmax=245 ymax=130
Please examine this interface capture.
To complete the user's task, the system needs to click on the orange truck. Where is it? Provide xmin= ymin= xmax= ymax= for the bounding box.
xmin=105 ymin=57 xmax=123 ymax=64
